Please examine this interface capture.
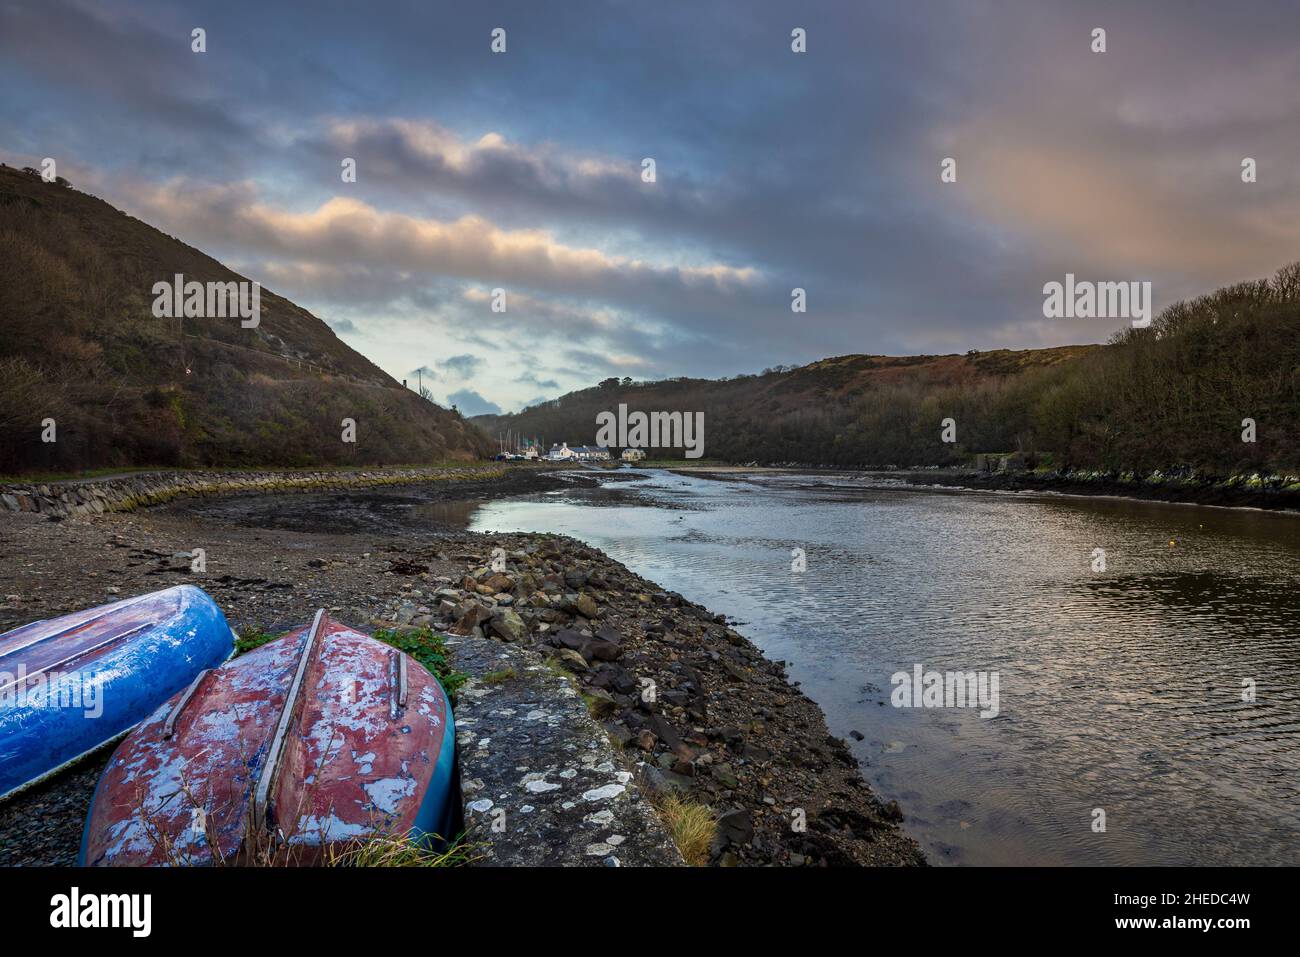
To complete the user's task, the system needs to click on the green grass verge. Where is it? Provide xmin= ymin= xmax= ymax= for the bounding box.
xmin=233 ymin=626 xmax=284 ymax=656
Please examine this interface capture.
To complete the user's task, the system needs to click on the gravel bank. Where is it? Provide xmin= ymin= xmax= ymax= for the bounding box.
xmin=0 ymin=469 xmax=923 ymax=867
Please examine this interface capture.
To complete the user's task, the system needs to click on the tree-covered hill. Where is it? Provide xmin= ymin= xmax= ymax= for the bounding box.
xmin=479 ymin=265 xmax=1300 ymax=475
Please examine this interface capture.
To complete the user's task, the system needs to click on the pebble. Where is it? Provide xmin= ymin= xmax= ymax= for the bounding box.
xmin=582 ymin=783 xmax=625 ymax=802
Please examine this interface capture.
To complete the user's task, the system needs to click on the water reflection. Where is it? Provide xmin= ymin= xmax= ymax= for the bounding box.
xmin=469 ymin=470 xmax=1300 ymax=866
xmin=412 ymin=498 xmax=486 ymax=528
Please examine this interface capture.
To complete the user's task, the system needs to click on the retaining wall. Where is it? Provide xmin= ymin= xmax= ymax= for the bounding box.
xmin=0 ymin=464 xmax=505 ymax=518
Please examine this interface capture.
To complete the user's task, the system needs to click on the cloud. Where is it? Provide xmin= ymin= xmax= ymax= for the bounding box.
xmin=936 ymin=9 xmax=1300 ymax=313
xmin=9 ymin=0 xmax=1300 ymax=402
xmin=104 ymin=173 xmax=781 ymax=383
xmin=436 ymin=354 xmax=485 ymax=377
xmin=325 ymin=118 xmax=642 ymax=205
xmin=517 ymin=372 xmax=560 ymax=390
xmin=446 ymin=389 xmax=501 ymax=416
xmin=121 ymin=183 xmax=760 ymax=296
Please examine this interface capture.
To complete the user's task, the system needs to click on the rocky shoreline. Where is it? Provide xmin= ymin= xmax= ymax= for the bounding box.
xmin=892 ymin=466 xmax=1300 ymax=512
xmin=0 ymin=467 xmax=923 ymax=867
xmin=672 ymin=464 xmax=1300 ymax=512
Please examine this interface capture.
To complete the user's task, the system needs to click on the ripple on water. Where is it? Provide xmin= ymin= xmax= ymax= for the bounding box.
xmin=466 ymin=471 xmax=1300 ymax=865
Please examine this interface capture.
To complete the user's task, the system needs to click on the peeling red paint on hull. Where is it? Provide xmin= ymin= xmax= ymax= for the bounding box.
xmin=81 ymin=616 xmax=455 ymax=866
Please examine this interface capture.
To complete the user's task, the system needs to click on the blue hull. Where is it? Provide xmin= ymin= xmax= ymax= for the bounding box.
xmin=412 ymin=686 xmax=459 ymax=843
xmin=0 ymin=585 xmax=234 ymax=801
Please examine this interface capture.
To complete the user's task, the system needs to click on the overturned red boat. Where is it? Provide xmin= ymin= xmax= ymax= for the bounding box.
xmin=80 ymin=611 xmax=458 ymax=866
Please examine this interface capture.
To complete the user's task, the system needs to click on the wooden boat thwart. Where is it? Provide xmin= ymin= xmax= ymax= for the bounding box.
xmin=0 ymin=586 xmax=234 ymax=802
xmin=81 ymin=611 xmax=457 ymax=866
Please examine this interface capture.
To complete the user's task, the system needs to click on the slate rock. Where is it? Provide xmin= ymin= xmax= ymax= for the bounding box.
xmin=714 ymin=807 xmax=754 ymax=849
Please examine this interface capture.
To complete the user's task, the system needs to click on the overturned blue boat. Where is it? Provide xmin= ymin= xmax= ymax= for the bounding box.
xmin=0 ymin=585 xmax=234 ymax=802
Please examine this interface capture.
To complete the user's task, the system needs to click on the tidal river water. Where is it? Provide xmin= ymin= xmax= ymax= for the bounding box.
xmin=461 ymin=469 xmax=1300 ymax=866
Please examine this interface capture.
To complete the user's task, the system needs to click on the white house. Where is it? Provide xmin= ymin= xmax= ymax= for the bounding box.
xmin=547 ymin=443 xmax=610 ymax=462
xmin=621 ymin=448 xmax=646 ymax=462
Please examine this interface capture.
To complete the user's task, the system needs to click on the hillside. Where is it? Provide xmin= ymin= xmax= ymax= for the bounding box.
xmin=476 ymin=346 xmax=1099 ymax=467
xmin=481 ymin=264 xmax=1300 ymax=475
xmin=0 ymin=164 xmax=491 ymax=474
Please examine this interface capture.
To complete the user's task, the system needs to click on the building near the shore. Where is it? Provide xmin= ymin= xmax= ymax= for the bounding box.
xmin=621 ymin=448 xmax=646 ymax=462
xmin=547 ymin=443 xmax=611 ymax=462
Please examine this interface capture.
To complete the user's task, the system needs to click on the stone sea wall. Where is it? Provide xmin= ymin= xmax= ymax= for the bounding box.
xmin=0 ymin=464 xmax=506 ymax=519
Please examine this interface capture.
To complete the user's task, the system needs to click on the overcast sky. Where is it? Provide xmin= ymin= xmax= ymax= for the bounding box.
xmin=3 ymin=0 xmax=1298 ymax=414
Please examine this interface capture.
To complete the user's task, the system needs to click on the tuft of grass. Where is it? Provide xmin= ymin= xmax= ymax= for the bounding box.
xmin=541 ymin=657 xmax=573 ymax=680
xmin=372 ymin=626 xmax=468 ymax=701
xmin=233 ymin=626 xmax=283 ymax=656
xmin=652 ymin=794 xmax=718 ymax=867
xmin=579 ymin=689 xmax=617 ymax=719
xmin=325 ymin=832 xmax=481 ymax=868
xmin=480 ymin=666 xmax=517 ymax=685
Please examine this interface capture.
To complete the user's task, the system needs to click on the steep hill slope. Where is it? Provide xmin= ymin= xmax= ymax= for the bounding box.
xmin=0 ymin=164 xmax=491 ymax=474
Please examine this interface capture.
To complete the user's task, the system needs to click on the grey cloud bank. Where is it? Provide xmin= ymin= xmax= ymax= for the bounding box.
xmin=3 ymin=0 xmax=1297 ymax=411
